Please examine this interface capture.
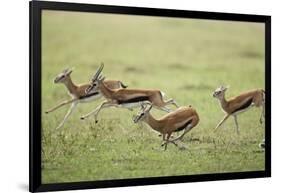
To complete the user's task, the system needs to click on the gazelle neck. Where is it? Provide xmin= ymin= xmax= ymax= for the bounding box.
xmin=98 ymin=81 xmax=115 ymax=98
xmin=63 ymin=77 xmax=77 ymax=95
xmin=144 ymin=113 xmax=163 ymax=133
xmin=218 ymin=93 xmax=229 ymax=111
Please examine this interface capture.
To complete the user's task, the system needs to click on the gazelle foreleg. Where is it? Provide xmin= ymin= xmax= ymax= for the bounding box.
xmin=55 ymin=101 xmax=78 ymax=130
xmin=168 ymin=125 xmax=193 ymax=143
xmin=80 ymin=107 xmax=100 ymax=120
xmin=155 ymin=106 xmax=172 ymax=113
xmin=45 ymin=98 xmax=77 ymax=114
xmin=233 ymin=115 xmax=240 ymax=135
xmin=214 ymin=114 xmax=230 ymax=132
xmin=161 ymin=133 xmax=172 ymax=151
xmin=162 ymin=132 xmax=187 ymax=150
xmin=80 ymin=101 xmax=113 ymax=120
xmin=160 ymin=133 xmax=168 ymax=150
xmin=93 ymin=101 xmax=118 ymax=123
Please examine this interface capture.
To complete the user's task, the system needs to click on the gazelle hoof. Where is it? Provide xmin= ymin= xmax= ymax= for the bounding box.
xmin=161 ymin=142 xmax=167 ymax=147
xmin=259 ymin=143 xmax=265 ymax=149
xmin=80 ymin=117 xmax=85 ymax=120
xmin=95 ymin=120 xmax=98 ymax=123
xmin=45 ymin=111 xmax=49 ymax=114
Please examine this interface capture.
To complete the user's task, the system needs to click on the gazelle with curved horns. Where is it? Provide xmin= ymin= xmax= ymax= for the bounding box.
xmin=213 ymin=85 xmax=265 ymax=134
xmin=45 ymin=67 xmax=128 ymax=129
xmin=133 ymin=103 xmax=199 ymax=150
xmin=81 ymin=63 xmax=179 ymax=122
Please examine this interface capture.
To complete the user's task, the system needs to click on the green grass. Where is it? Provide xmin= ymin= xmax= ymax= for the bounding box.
xmin=41 ymin=10 xmax=265 ymax=183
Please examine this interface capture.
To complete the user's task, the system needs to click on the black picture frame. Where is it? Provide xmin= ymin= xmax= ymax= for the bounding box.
xmin=29 ymin=1 xmax=271 ymax=192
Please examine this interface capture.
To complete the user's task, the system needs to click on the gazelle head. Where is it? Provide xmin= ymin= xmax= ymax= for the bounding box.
xmin=85 ymin=63 xmax=105 ymax=94
xmin=54 ymin=68 xmax=73 ymax=84
xmin=213 ymin=85 xmax=229 ymax=99
xmin=133 ymin=103 xmax=153 ymax=123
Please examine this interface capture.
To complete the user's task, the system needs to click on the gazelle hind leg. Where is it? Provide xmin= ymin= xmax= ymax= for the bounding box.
xmin=161 ymin=133 xmax=171 ymax=151
xmin=160 ymin=133 xmax=167 ymax=149
xmin=153 ymin=105 xmax=172 ymax=113
xmin=166 ymin=128 xmax=191 ymax=150
xmin=256 ymin=91 xmax=265 ymax=124
xmin=161 ymin=106 xmax=172 ymax=113
xmin=163 ymin=133 xmax=172 ymax=151
xmin=165 ymin=98 xmax=179 ymax=108
xmin=233 ymin=115 xmax=240 ymax=135
xmin=153 ymin=95 xmax=177 ymax=111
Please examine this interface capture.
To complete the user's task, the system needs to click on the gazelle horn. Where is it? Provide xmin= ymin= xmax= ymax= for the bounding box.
xmin=92 ymin=63 xmax=104 ymax=82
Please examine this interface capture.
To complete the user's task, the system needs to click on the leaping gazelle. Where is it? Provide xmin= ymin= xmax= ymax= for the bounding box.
xmin=80 ymin=63 xmax=179 ymax=122
xmin=45 ymin=68 xmax=128 ymax=129
xmin=213 ymin=85 xmax=265 ymax=134
xmin=133 ymin=103 xmax=199 ymax=150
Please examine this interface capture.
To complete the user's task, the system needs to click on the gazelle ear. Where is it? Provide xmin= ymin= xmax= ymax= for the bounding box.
xmin=63 ymin=68 xmax=69 ymax=74
xmin=98 ymin=75 xmax=106 ymax=81
xmin=67 ymin=69 xmax=73 ymax=75
xmin=223 ymin=85 xmax=229 ymax=91
xmin=219 ymin=85 xmax=228 ymax=91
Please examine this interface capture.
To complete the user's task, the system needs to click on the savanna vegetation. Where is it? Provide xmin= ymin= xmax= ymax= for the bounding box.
xmin=41 ymin=10 xmax=265 ymax=183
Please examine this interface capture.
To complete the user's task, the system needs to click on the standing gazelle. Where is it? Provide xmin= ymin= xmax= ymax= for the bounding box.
xmin=213 ymin=85 xmax=265 ymax=134
xmin=80 ymin=63 xmax=179 ymax=122
xmin=45 ymin=68 xmax=127 ymax=129
xmin=133 ymin=103 xmax=199 ymax=150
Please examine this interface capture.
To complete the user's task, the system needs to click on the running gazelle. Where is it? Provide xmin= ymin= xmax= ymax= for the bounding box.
xmin=45 ymin=68 xmax=127 ymax=129
xmin=81 ymin=63 xmax=179 ymax=122
xmin=133 ymin=103 xmax=199 ymax=150
xmin=213 ymin=85 xmax=265 ymax=134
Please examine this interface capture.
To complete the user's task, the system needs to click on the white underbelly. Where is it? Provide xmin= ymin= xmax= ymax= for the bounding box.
xmin=119 ymin=102 xmax=142 ymax=109
xmin=119 ymin=100 xmax=152 ymax=109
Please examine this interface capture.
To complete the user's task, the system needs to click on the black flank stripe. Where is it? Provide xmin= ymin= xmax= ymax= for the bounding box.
xmin=117 ymin=96 xmax=149 ymax=104
xmin=175 ymin=119 xmax=193 ymax=132
xmin=79 ymin=92 xmax=99 ymax=100
xmin=232 ymin=98 xmax=253 ymax=114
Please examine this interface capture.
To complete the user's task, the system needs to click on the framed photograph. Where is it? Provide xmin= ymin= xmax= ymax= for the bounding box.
xmin=30 ymin=1 xmax=271 ymax=192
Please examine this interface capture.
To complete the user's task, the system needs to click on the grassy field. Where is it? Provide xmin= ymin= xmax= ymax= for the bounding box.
xmin=41 ymin=10 xmax=265 ymax=183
